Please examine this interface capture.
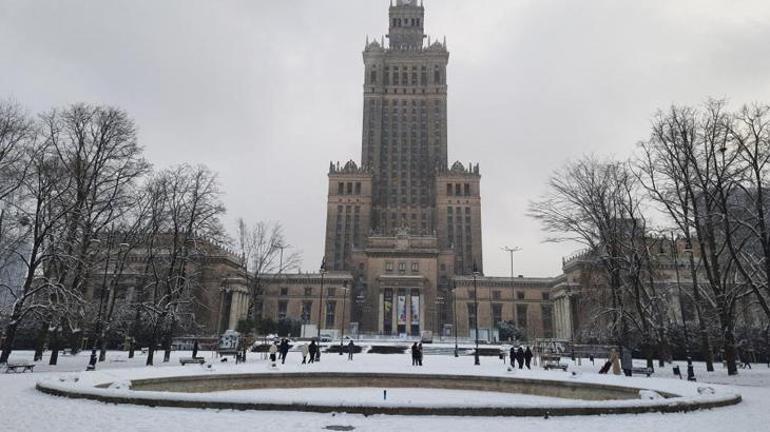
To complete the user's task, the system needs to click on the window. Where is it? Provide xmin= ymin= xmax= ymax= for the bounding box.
xmin=542 ymin=292 xmax=550 ymax=300
xmin=492 ymin=303 xmax=503 ymax=325
xmin=492 ymin=290 xmax=501 ymax=300
xmin=385 ymin=261 xmax=394 ymax=272
xmin=398 ymin=262 xmax=407 ymax=274
xmin=411 ymin=262 xmax=419 ymax=273
xmin=327 ymin=287 xmax=336 ymax=297
xmin=467 ymin=303 xmax=476 ymax=329
xmin=455 ymin=184 xmax=461 ymax=195
xmin=301 ymin=301 xmax=313 ymax=323
xmin=370 ymin=69 xmax=377 ymax=84
xmin=347 ymin=182 xmax=353 ymax=194
xmin=446 ymin=184 xmax=452 ymax=195
xmin=464 ymin=183 xmax=470 ymax=196
xmin=280 ymin=287 xmax=288 ymax=297
xmin=516 ymin=304 xmax=528 ymax=329
xmin=338 ymin=182 xmax=344 ymax=194
xmin=278 ymin=300 xmax=288 ymax=320
xmin=325 ymin=301 xmax=336 ymax=328
xmin=517 ymin=291 xmax=525 ymax=300
xmin=304 ymin=287 xmax=313 ymax=297
xmin=355 ymin=182 xmax=362 ymax=194
xmin=542 ymin=304 xmax=553 ymax=338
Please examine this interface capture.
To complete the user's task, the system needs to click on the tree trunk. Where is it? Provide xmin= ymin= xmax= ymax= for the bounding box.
xmin=0 ymin=320 xmax=20 ymax=364
xmin=70 ymin=330 xmax=82 ymax=355
xmin=98 ymin=337 xmax=107 ymax=362
xmin=162 ymin=328 xmax=172 ymax=363
xmin=48 ymin=327 xmax=60 ymax=366
xmin=34 ymin=322 xmax=49 ymax=361
xmin=721 ymin=313 xmax=739 ymax=376
xmin=146 ymin=332 xmax=155 ymax=366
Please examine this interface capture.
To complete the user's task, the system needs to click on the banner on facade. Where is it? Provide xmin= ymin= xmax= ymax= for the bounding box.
xmin=410 ymin=295 xmax=420 ymax=323
xmin=397 ymin=295 xmax=407 ymax=325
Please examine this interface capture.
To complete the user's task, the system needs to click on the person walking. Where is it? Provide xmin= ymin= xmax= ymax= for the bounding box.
xmin=301 ymin=343 xmax=309 ymax=364
xmin=347 ymin=340 xmax=355 ymax=361
xmin=621 ymin=346 xmax=633 ymax=377
xmin=524 ymin=346 xmax=533 ymax=369
xmin=516 ymin=346 xmax=525 ymax=369
xmin=308 ymin=340 xmax=317 ymax=364
xmin=417 ymin=342 xmax=424 ymax=366
xmin=509 ymin=346 xmax=516 ymax=368
xmin=279 ymin=339 xmax=290 ymax=364
xmin=192 ymin=340 xmax=199 ymax=359
xmin=411 ymin=342 xmax=419 ymax=366
xmin=268 ymin=342 xmax=278 ymax=367
xmin=609 ymin=348 xmax=621 ymax=375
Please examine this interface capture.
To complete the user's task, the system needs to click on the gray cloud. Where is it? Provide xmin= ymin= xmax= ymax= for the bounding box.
xmin=2 ymin=0 xmax=769 ymax=277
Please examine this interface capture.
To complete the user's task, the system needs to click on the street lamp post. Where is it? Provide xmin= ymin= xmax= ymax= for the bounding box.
xmin=502 ymin=246 xmax=522 ymax=316
xmin=434 ymin=296 xmax=444 ymax=342
xmin=453 ymin=282 xmax=459 ymax=357
xmin=316 ymin=259 xmax=326 ymax=362
xmin=473 ymin=263 xmax=480 ymax=366
xmin=670 ymin=232 xmax=696 ymax=381
xmin=339 ymin=281 xmax=348 ymax=355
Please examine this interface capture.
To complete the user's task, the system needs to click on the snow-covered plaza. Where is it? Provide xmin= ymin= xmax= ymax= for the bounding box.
xmin=1 ymin=348 xmax=769 ymax=432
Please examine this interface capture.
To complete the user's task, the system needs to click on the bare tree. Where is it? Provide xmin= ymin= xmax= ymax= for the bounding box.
xmin=638 ymin=100 xmax=753 ymax=375
xmin=33 ymin=104 xmax=149 ymax=364
xmin=136 ymin=164 xmax=226 ymax=365
xmin=723 ymin=104 xmax=770 ymax=318
xmin=528 ymin=156 xmax=659 ymax=349
xmin=236 ymin=219 xmax=301 ymax=329
xmin=0 ymin=140 xmax=82 ymax=363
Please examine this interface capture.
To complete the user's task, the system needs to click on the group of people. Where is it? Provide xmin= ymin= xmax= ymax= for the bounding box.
xmin=269 ymin=339 xmax=319 ymax=365
xmin=509 ymin=346 xmax=534 ymax=369
xmin=411 ymin=342 xmax=424 ymax=366
xmin=268 ymin=339 xmax=357 ymax=366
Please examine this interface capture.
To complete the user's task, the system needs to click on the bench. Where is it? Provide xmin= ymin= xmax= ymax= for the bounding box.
xmin=541 ymin=355 xmax=568 ymax=371
xmin=631 ymin=367 xmax=654 ymax=377
xmin=4 ymin=362 xmax=35 ymax=373
xmin=179 ymin=357 xmax=205 ymax=366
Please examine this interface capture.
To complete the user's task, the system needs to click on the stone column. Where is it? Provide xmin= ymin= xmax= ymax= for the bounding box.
xmin=228 ymin=292 xmax=239 ymax=330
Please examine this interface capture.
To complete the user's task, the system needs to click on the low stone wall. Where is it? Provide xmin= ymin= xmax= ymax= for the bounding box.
xmin=128 ymin=372 xmax=652 ymax=401
xmin=37 ymin=372 xmax=742 ymax=417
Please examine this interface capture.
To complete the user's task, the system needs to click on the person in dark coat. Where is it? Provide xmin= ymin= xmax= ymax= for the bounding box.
xmin=347 ymin=340 xmax=354 ymax=360
xmin=192 ymin=340 xmax=199 ymax=359
xmin=308 ymin=340 xmax=317 ymax=364
xmin=417 ymin=342 xmax=424 ymax=366
xmin=509 ymin=346 xmax=516 ymax=367
xmin=279 ymin=339 xmax=290 ymax=364
xmin=516 ymin=347 xmax=525 ymax=369
xmin=621 ymin=346 xmax=633 ymax=377
xmin=411 ymin=342 xmax=419 ymax=366
xmin=524 ymin=346 xmax=533 ymax=369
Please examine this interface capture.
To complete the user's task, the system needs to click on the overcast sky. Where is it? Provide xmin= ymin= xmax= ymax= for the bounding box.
xmin=2 ymin=0 xmax=770 ymax=278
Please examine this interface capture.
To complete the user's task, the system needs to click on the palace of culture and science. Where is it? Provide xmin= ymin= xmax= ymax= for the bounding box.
xmin=222 ymin=1 xmax=578 ymax=341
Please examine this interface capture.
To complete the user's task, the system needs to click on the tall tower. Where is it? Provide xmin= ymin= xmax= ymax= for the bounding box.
xmin=361 ymin=0 xmax=449 ymax=236
xmin=324 ymin=2 xmax=482 ymax=336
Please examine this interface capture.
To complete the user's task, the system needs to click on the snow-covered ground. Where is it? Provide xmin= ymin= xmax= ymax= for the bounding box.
xmin=1 ymin=349 xmax=768 ymax=432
